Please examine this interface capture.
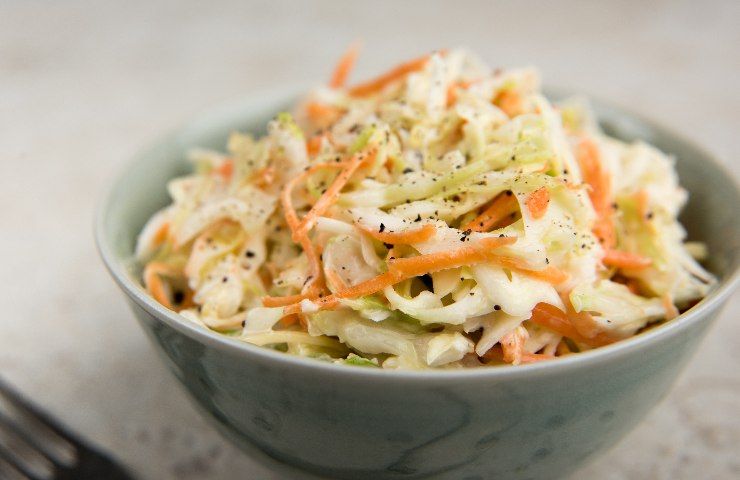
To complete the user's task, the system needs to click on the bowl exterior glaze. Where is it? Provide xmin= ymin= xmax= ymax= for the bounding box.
xmin=98 ymin=88 xmax=739 ymax=480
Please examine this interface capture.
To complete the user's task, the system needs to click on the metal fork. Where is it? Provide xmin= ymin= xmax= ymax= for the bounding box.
xmin=0 ymin=377 xmax=133 ymax=480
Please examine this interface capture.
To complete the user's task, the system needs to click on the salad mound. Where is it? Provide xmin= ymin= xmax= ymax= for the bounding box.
xmin=136 ymin=47 xmax=715 ymax=369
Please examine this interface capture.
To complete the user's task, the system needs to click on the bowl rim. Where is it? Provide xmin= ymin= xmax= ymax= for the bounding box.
xmin=95 ymin=85 xmax=740 ymax=382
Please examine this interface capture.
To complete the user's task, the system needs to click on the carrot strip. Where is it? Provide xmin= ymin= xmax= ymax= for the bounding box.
xmin=388 ymin=236 xmax=516 ymax=278
xmin=577 ymin=138 xmax=616 ymax=249
xmin=357 ymin=223 xmax=435 ymax=245
xmin=484 ymin=255 xmax=569 ymax=284
xmin=525 ymin=187 xmax=549 ymax=219
xmin=482 ymin=345 xmax=554 ymax=364
xmin=329 ymin=43 xmax=361 ymax=88
xmin=556 ymin=339 xmax=572 ymax=356
xmin=529 ymin=303 xmax=616 ymax=347
xmin=277 ymin=236 xmax=571 ymax=318
xmin=143 ymin=262 xmax=177 ymax=310
xmin=283 ymin=296 xmax=340 ymax=316
xmin=306 ymin=102 xmax=343 ymax=127
xmin=278 ymin=162 xmax=347 ymax=302
xmin=252 ymin=166 xmax=275 ymax=189
xmin=516 ymin=265 xmax=569 ymax=284
xmin=153 ymin=222 xmax=170 ymax=245
xmin=348 ymin=53 xmax=434 ymax=97
xmin=277 ymin=313 xmax=300 ymax=328
xmin=662 ymin=294 xmax=679 ymax=320
xmin=501 ymin=327 xmax=528 ymax=365
xmin=635 ymin=189 xmax=650 ymax=220
xmin=520 ymin=351 xmax=555 ymax=363
xmin=215 ymin=158 xmax=234 ymax=182
xmin=493 ymin=89 xmax=523 ymax=117
xmin=281 ymin=162 xmax=346 ymax=233
xmin=463 ymin=192 xmax=519 ymax=232
xmin=332 ymin=271 xmax=399 ymax=300
xmin=306 ymin=133 xmax=334 ymax=156
xmin=296 ymin=149 xmax=376 ymax=238
xmin=445 ymin=80 xmax=473 ymax=107
xmin=306 ymin=135 xmax=323 ymax=156
xmin=602 ymin=249 xmax=652 ymax=270
xmin=263 ymin=293 xmax=311 ymax=308
xmin=325 ymin=268 xmax=349 ymax=292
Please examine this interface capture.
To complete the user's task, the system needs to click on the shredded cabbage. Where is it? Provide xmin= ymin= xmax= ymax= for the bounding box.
xmin=136 ymin=48 xmax=715 ymax=369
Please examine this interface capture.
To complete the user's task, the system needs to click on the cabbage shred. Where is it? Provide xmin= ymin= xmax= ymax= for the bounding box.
xmin=136 ymin=49 xmax=715 ymax=369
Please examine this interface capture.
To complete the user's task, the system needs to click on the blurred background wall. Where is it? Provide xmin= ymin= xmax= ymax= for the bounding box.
xmin=1 ymin=1 xmax=738 ymax=479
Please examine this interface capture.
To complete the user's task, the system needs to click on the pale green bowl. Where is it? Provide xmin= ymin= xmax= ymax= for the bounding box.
xmin=96 ymin=87 xmax=739 ymax=480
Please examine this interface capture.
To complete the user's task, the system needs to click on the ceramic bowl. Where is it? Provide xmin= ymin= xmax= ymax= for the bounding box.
xmin=96 ymin=87 xmax=739 ymax=480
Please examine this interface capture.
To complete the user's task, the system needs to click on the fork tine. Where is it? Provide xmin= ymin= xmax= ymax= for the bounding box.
xmin=0 ymin=452 xmax=29 ymax=480
xmin=0 ymin=379 xmax=133 ymax=480
xmin=0 ymin=414 xmax=56 ymax=480
xmin=0 ymin=407 xmax=77 ymax=469
xmin=0 ymin=379 xmax=81 ymax=448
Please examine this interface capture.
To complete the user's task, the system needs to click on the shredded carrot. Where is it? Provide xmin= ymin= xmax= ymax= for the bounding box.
xmin=178 ymin=288 xmax=196 ymax=311
xmin=262 ymin=240 xmax=326 ymax=306
xmin=263 ymin=293 xmax=312 ymax=308
xmin=215 ymin=159 xmax=234 ymax=182
xmin=282 ymin=296 xmax=340 ymax=316
xmin=662 ymin=294 xmax=679 ymax=320
xmin=500 ymin=327 xmax=528 ymax=365
xmin=278 ymin=313 xmax=300 ymax=328
xmin=516 ymin=265 xmax=569 ymax=284
xmin=306 ymin=135 xmax=323 ymax=156
xmin=387 ymin=236 xmax=516 ymax=278
xmin=329 ymin=43 xmax=361 ymax=89
xmin=143 ymin=262 xmax=177 ymax=310
xmin=357 ymin=223 xmax=435 ymax=245
xmin=306 ymin=133 xmax=333 ymax=156
xmin=481 ymin=345 xmax=504 ymax=362
xmin=613 ymin=275 xmax=642 ymax=295
xmin=529 ymin=302 xmax=616 ymax=347
xmin=446 ymin=80 xmax=473 ymax=107
xmin=525 ymin=187 xmax=549 ymax=219
xmin=635 ymin=189 xmax=650 ymax=220
xmin=283 ymin=236 xmax=515 ymax=313
xmin=483 ymin=254 xmax=569 ymax=284
xmin=635 ymin=189 xmax=657 ymax=234
xmin=556 ymin=339 xmax=572 ymax=356
xmin=325 ymin=268 xmax=348 ymax=292
xmin=625 ymin=279 xmax=641 ymax=295
xmin=278 ymin=162 xmax=347 ymax=301
xmin=252 ymin=166 xmax=275 ymax=189
xmin=463 ymin=192 xmax=519 ymax=232
xmin=520 ymin=351 xmax=555 ymax=363
xmin=268 ymin=154 xmax=372 ymax=308
xmin=153 ymin=222 xmax=170 ymax=245
xmin=281 ymin=162 xmax=346 ymax=234
xmin=603 ymin=249 xmax=652 ymax=270
xmin=306 ymin=102 xmax=343 ymax=127
xmin=577 ymin=138 xmax=616 ymax=249
xmin=332 ymin=271 xmax=400 ymax=300
xmin=276 ymin=237 xmax=569 ymax=319
xmin=482 ymin=344 xmax=554 ymax=364
xmin=348 ymin=52 xmax=438 ymax=97
xmin=493 ymin=89 xmax=523 ymax=117
xmin=296 ymin=149 xmax=377 ymax=238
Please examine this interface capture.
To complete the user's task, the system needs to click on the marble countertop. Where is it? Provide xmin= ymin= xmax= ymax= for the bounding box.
xmin=1 ymin=1 xmax=738 ymax=478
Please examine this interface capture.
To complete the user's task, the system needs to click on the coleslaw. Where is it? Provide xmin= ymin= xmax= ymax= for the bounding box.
xmin=135 ymin=47 xmax=715 ymax=369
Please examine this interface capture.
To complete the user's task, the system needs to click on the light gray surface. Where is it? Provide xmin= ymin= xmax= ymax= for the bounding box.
xmin=0 ymin=1 xmax=738 ymax=479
